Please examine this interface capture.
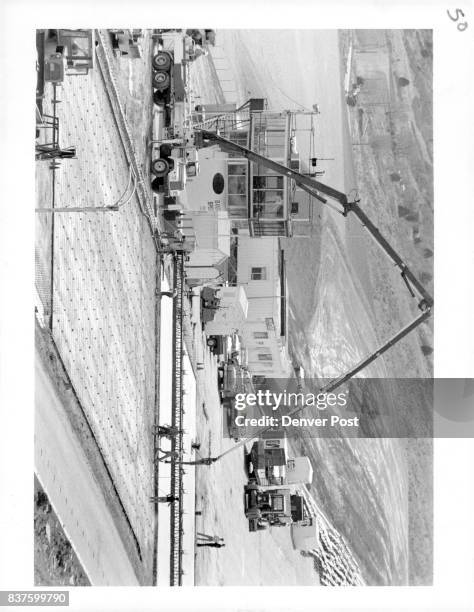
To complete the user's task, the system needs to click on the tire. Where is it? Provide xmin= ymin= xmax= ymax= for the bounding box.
xmin=153 ymin=71 xmax=170 ymax=91
xmin=151 ymin=157 xmax=170 ymax=178
xmin=160 ymin=144 xmax=172 ymax=158
xmin=152 ymin=51 xmax=172 ymax=71
xmin=207 ymin=337 xmax=218 ymax=348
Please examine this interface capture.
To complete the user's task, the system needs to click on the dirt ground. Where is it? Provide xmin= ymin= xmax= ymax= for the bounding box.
xmin=34 ymin=477 xmax=90 ymax=586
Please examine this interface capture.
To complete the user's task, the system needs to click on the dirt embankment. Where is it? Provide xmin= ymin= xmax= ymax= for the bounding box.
xmin=34 ymin=477 xmax=90 ymax=586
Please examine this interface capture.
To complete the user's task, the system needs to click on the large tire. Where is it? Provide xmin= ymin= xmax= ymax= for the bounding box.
xmin=153 ymin=71 xmax=170 ymax=91
xmin=151 ymin=157 xmax=170 ymax=178
xmin=152 ymin=51 xmax=172 ymax=71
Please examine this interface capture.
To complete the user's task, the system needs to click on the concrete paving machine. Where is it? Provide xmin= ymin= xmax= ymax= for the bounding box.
xmin=244 ymin=485 xmax=305 ymax=532
xmin=195 ymin=129 xmax=433 ymax=390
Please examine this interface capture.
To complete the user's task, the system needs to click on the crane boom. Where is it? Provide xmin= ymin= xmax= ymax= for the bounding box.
xmin=193 ymin=129 xmax=434 ymax=464
xmin=199 ymin=129 xmax=433 ymax=312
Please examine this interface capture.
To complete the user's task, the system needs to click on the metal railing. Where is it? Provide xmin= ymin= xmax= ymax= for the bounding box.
xmin=169 ymin=253 xmax=185 ymax=585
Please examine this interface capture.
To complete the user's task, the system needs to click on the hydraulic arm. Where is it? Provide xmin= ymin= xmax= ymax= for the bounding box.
xmin=194 ymin=129 xmax=434 ymax=463
xmin=199 ymin=129 xmax=432 ymax=313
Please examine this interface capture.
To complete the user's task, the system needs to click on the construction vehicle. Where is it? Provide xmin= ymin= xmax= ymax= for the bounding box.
xmin=151 ymin=31 xmax=198 ymax=136
xmin=218 ymin=358 xmax=249 ymax=400
xmin=195 ymin=128 xmax=433 ymax=389
xmin=186 ymin=29 xmax=216 ymax=47
xmin=150 ymin=35 xmax=200 ymax=199
xmin=109 ymin=29 xmax=143 ymax=58
xmin=244 ymin=485 xmax=305 ymax=532
xmin=39 ymin=29 xmax=94 ymax=85
xmin=247 ymin=434 xmax=313 ymax=488
xmin=150 ymin=114 xmax=199 ymax=197
xmin=201 ymin=286 xmax=221 ymax=324
xmin=243 ymin=432 xmax=313 ymax=531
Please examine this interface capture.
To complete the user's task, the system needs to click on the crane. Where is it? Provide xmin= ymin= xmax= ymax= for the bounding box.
xmin=189 ymin=129 xmax=434 ymax=463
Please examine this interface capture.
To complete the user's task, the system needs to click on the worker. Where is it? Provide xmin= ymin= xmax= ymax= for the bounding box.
xmin=155 ymin=448 xmax=180 ymax=462
xmin=150 ymin=494 xmax=179 ymax=504
xmin=196 ymin=541 xmax=225 ymax=548
xmin=164 ymin=456 xmax=218 ymax=465
xmin=154 ymin=424 xmax=181 ymax=438
xmin=197 ymin=533 xmax=224 ymax=543
xmin=193 ymin=44 xmax=209 ymax=59
xmin=178 ymin=457 xmax=218 ymax=465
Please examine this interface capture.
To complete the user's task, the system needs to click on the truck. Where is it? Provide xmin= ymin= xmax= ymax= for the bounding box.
xmin=150 ymin=32 xmax=200 ymax=198
xmin=247 ymin=435 xmax=313 ymax=488
xmin=151 ymin=31 xmax=197 ymax=134
xmin=150 ymin=135 xmax=199 ymax=197
xmin=150 ymin=82 xmax=199 ymax=198
xmin=218 ymin=358 xmax=248 ymax=400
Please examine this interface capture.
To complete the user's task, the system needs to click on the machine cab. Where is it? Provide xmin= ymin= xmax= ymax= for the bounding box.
xmin=45 ymin=30 xmax=94 ymax=76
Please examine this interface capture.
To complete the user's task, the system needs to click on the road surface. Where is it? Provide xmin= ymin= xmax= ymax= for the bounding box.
xmin=35 ymin=353 xmax=139 ymax=585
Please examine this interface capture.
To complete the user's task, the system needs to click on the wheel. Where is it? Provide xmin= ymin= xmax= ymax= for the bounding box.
xmin=152 ymin=51 xmax=172 ymax=71
xmin=151 ymin=157 xmax=170 ymax=178
xmin=207 ymin=337 xmax=218 ymax=348
xmin=153 ymin=71 xmax=170 ymax=91
xmin=160 ymin=144 xmax=172 ymax=158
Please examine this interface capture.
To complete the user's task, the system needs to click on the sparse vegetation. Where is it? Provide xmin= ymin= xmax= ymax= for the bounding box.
xmin=34 ymin=477 xmax=90 ymax=586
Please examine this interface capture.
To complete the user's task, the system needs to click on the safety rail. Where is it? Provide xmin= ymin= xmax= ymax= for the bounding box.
xmin=169 ymin=253 xmax=185 ymax=585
